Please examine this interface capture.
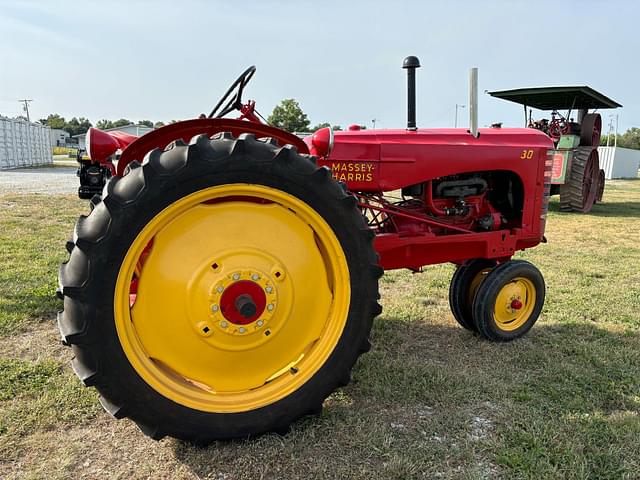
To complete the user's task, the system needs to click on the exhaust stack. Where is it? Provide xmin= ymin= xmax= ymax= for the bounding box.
xmin=469 ymin=67 xmax=479 ymax=138
xmin=402 ymin=56 xmax=421 ymax=131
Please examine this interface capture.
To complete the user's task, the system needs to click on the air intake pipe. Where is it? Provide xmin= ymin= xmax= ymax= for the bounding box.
xmin=469 ymin=67 xmax=479 ymax=138
xmin=402 ymin=56 xmax=421 ymax=131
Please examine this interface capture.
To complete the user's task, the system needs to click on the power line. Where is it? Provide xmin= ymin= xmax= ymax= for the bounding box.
xmin=17 ymin=99 xmax=33 ymax=122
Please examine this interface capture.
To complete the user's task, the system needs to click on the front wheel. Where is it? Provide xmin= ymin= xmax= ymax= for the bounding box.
xmin=58 ymin=133 xmax=382 ymax=442
xmin=471 ymin=260 xmax=545 ymax=341
xmin=448 ymin=259 xmax=496 ymax=331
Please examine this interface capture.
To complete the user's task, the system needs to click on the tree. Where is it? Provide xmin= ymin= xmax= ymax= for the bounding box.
xmin=138 ymin=120 xmax=154 ymax=128
xmin=154 ymin=121 xmax=166 ymax=128
xmin=619 ymin=127 xmax=640 ymax=150
xmin=65 ymin=117 xmax=92 ymax=136
xmin=113 ymin=118 xmax=132 ymax=128
xmin=267 ymin=99 xmax=310 ymax=133
xmin=310 ymin=122 xmax=342 ymax=132
xmin=96 ymin=118 xmax=132 ymax=130
xmin=600 ymin=127 xmax=640 ymax=150
xmin=39 ymin=114 xmax=66 ymax=130
xmin=310 ymin=122 xmax=331 ymax=132
xmin=96 ymin=119 xmax=114 ymax=130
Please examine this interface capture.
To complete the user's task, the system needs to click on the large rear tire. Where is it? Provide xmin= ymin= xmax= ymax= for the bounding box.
xmin=559 ymin=147 xmax=599 ymax=213
xmin=595 ymin=168 xmax=605 ymax=203
xmin=57 ymin=133 xmax=382 ymax=442
xmin=580 ymin=113 xmax=602 ymax=147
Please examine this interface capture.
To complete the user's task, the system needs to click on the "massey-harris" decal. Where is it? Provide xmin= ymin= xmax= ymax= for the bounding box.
xmin=329 ymin=162 xmax=375 ymax=183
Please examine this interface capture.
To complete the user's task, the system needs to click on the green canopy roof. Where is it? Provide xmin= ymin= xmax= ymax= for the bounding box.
xmin=488 ymin=86 xmax=622 ymax=110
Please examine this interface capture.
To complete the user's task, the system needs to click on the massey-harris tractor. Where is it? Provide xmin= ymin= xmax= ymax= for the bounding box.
xmin=489 ymin=86 xmax=622 ymax=213
xmin=58 ymin=57 xmax=553 ymax=443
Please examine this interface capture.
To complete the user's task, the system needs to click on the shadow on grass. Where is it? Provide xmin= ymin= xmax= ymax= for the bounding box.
xmin=171 ymin=317 xmax=640 ymax=479
xmin=547 ymin=198 xmax=640 ymax=217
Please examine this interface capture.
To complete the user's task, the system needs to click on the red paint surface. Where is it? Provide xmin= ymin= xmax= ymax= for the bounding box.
xmin=220 ymin=280 xmax=267 ymax=325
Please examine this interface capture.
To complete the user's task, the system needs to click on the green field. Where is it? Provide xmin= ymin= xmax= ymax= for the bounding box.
xmin=1 ymin=181 xmax=639 ymax=479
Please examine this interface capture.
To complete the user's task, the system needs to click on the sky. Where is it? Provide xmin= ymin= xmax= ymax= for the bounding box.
xmin=0 ymin=0 xmax=638 ymax=133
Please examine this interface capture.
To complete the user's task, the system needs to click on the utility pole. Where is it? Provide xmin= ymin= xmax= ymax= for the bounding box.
xmin=454 ymin=104 xmax=465 ymax=128
xmin=18 ymin=99 xmax=33 ymax=122
xmin=371 ymin=118 xmax=378 ymax=129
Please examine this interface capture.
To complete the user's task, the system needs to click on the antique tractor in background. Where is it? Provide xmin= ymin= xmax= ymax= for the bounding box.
xmin=489 ymin=86 xmax=622 ymax=213
xmin=58 ymin=57 xmax=552 ymax=443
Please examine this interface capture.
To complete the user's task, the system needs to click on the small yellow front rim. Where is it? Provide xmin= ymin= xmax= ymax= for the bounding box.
xmin=493 ymin=277 xmax=536 ymax=331
xmin=469 ymin=268 xmax=492 ymax=305
xmin=114 ymin=184 xmax=350 ymax=413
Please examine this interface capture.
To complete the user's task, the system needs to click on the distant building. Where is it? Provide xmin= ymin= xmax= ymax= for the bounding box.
xmin=50 ymin=128 xmax=70 ymax=147
xmin=73 ymin=124 xmax=154 ymax=150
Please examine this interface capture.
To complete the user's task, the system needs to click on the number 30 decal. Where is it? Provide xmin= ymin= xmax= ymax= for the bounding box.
xmin=520 ymin=149 xmax=534 ymax=159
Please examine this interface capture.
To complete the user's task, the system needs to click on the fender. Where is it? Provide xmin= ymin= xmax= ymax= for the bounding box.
xmin=116 ymin=118 xmax=309 ymax=176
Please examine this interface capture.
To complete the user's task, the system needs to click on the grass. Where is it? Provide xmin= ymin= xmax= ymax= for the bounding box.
xmin=0 ymin=181 xmax=639 ymax=479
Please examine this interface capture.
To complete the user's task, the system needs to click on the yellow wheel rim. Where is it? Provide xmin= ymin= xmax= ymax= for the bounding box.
xmin=492 ymin=277 xmax=536 ymax=331
xmin=113 ymin=184 xmax=351 ymax=413
xmin=469 ymin=268 xmax=492 ymax=305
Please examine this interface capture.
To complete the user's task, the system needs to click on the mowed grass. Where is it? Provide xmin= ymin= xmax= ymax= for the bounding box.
xmin=0 ymin=181 xmax=639 ymax=479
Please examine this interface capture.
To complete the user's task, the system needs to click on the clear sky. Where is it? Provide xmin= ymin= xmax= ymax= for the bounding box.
xmin=0 ymin=0 xmax=637 ymax=133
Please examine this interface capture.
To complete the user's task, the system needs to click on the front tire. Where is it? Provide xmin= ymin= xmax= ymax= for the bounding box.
xmin=471 ymin=260 xmax=545 ymax=341
xmin=448 ymin=259 xmax=496 ymax=331
xmin=57 ymin=133 xmax=382 ymax=442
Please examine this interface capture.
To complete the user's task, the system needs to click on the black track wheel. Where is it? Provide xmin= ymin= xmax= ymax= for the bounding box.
xmin=559 ymin=147 xmax=599 ymax=213
xmin=448 ymin=259 xmax=496 ymax=331
xmin=57 ymin=132 xmax=382 ymax=443
xmin=579 ymin=113 xmax=602 ymax=147
xmin=595 ymin=169 xmax=605 ymax=203
xmin=471 ymin=260 xmax=545 ymax=341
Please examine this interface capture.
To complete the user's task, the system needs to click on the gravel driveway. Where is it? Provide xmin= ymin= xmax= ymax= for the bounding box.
xmin=0 ymin=167 xmax=78 ymax=195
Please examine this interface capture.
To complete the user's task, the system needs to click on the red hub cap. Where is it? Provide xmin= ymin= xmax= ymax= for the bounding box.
xmin=220 ymin=280 xmax=267 ymax=325
xmin=510 ymin=299 xmax=523 ymax=310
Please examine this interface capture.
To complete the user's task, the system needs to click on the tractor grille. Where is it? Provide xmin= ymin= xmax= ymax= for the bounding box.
xmin=540 ymin=150 xmax=554 ymax=232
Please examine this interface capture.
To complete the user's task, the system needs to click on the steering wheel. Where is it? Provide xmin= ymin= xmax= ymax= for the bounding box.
xmin=208 ymin=66 xmax=256 ymax=118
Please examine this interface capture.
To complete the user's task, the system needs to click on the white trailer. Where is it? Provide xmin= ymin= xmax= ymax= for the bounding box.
xmin=0 ymin=117 xmax=52 ymax=170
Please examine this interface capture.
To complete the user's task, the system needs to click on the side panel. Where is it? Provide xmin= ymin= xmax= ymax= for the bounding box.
xmin=319 ymin=128 xmax=554 ymax=270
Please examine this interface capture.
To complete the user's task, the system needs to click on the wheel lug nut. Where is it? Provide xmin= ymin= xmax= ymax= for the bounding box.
xmin=216 ymin=286 xmax=224 ymax=293
xmin=220 ymin=321 xmax=228 ymax=328
xmin=265 ymin=286 xmax=273 ymax=293
xmin=251 ymin=274 xmax=259 ymax=281
xmin=232 ymin=273 xmax=240 ymax=281
xmin=267 ymin=304 xmax=274 ymax=312
xmin=239 ymin=327 xmax=246 ymax=333
xmin=211 ymin=304 xmax=219 ymax=312
xmin=257 ymin=320 xmax=264 ymax=327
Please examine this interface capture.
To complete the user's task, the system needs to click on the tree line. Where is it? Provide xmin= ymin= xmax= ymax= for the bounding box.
xmin=600 ymin=128 xmax=640 ymax=150
xmin=35 ymin=103 xmax=639 ymax=149
xmin=36 ymin=114 xmax=165 ymax=136
xmin=36 ymin=99 xmax=343 ymax=137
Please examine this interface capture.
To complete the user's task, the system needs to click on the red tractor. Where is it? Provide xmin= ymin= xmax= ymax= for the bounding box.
xmin=58 ymin=57 xmax=552 ymax=442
